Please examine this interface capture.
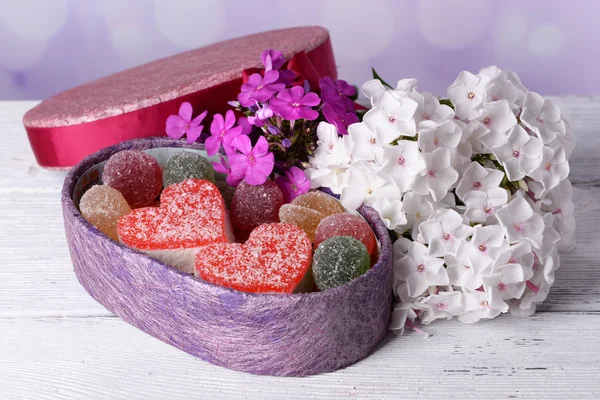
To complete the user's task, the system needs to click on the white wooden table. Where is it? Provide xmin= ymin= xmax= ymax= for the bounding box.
xmin=1 ymin=99 xmax=599 ymax=399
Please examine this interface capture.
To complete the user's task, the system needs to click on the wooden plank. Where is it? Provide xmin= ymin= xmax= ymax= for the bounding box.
xmin=0 ymin=101 xmax=68 ymax=193
xmin=1 ymin=313 xmax=599 ymax=399
xmin=552 ymin=96 xmax=600 ymax=186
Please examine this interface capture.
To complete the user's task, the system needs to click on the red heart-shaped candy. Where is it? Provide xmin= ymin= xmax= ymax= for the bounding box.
xmin=195 ymin=223 xmax=312 ymax=294
xmin=118 ymin=179 xmax=231 ymax=273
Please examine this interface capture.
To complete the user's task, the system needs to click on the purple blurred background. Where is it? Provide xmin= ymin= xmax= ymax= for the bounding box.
xmin=0 ymin=0 xmax=596 ymax=100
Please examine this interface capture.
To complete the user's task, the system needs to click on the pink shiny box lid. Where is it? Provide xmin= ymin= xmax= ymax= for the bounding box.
xmin=23 ymin=26 xmax=336 ymax=168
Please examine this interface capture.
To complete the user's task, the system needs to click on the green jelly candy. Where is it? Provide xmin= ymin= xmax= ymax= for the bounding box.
xmin=312 ymin=236 xmax=370 ymax=291
xmin=163 ymin=152 xmax=215 ymax=187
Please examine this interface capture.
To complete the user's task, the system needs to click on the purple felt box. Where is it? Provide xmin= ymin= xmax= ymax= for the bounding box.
xmin=62 ymin=138 xmax=393 ymax=376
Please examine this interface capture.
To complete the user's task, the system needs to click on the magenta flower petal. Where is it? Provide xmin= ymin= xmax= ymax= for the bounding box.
xmin=299 ymin=92 xmax=321 ymax=107
xmin=262 ymin=70 xmax=280 ymax=85
xmin=276 ymin=166 xmax=310 ymax=202
xmin=231 ymin=135 xmax=252 ymax=155
xmin=290 ymin=166 xmax=308 ymax=184
xmin=226 ymin=172 xmax=244 ymax=187
xmin=222 ymin=127 xmax=243 ymax=154
xmin=243 ymin=73 xmax=263 ymax=89
xmin=178 ymin=102 xmax=193 ymax=122
xmin=246 ymin=152 xmax=274 ymax=185
xmin=238 ymin=117 xmax=252 ymax=134
xmin=204 ymin=135 xmax=221 ymax=156
xmin=252 ymin=136 xmax=270 ymax=157
xmin=186 ymin=125 xmax=203 ymax=143
xmin=323 ymin=102 xmax=359 ymax=135
xmin=237 ymin=91 xmax=253 ymax=107
xmin=210 ymin=113 xmax=225 ymax=135
xmin=261 ymin=49 xmax=285 ymax=70
xmin=166 ymin=115 xmax=186 ymax=139
xmin=213 ymin=156 xmax=230 ymax=174
xmin=224 ymin=110 xmax=236 ymax=129
xmin=229 ymin=153 xmax=249 ymax=178
xmin=270 ymin=87 xmax=321 ymax=121
xmin=289 ymin=86 xmax=305 ymax=102
xmin=190 ymin=110 xmax=207 ymax=128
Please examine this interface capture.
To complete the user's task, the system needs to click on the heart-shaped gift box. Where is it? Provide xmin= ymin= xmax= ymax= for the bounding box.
xmin=62 ymin=137 xmax=393 ymax=376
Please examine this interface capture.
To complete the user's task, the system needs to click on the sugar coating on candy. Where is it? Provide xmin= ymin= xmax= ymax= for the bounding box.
xmin=196 ymin=223 xmax=312 ymax=294
xmin=118 ymin=178 xmax=229 ymax=251
xmin=230 ymin=180 xmax=284 ymax=237
xmin=312 ymin=236 xmax=370 ymax=291
xmin=80 ymin=185 xmax=131 ymax=241
xmin=163 ymin=152 xmax=215 ymax=188
xmin=103 ymin=150 xmax=162 ymax=208
xmin=215 ymin=180 xmax=236 ymax=209
xmin=279 ymin=204 xmax=324 ymax=242
xmin=314 ymin=213 xmax=376 ymax=257
xmin=292 ymin=191 xmax=344 ymax=217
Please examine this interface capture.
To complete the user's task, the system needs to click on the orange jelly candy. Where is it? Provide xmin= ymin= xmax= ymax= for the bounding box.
xmin=291 ymin=191 xmax=344 ymax=217
xmin=118 ymin=179 xmax=230 ymax=273
xmin=195 ymin=223 xmax=312 ymax=294
xmin=80 ymin=185 xmax=131 ymax=241
xmin=278 ymin=204 xmax=324 ymax=242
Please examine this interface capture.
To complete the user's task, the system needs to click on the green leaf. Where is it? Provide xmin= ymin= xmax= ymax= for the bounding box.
xmin=439 ymin=98 xmax=455 ymax=110
xmin=371 ymin=67 xmax=393 ymax=89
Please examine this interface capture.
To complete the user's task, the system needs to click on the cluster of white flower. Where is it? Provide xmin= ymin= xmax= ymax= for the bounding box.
xmin=306 ymin=66 xmax=575 ymax=330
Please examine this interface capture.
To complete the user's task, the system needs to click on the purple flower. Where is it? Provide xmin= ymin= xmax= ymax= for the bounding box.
xmin=165 ymin=102 xmax=207 ymax=143
xmin=270 ymin=86 xmax=321 ymax=121
xmin=247 ymin=102 xmax=274 ymax=127
xmin=205 ymin=110 xmax=244 ymax=156
xmin=261 ymin=49 xmax=285 ymax=71
xmin=322 ymin=102 xmax=360 ymax=135
xmin=319 ymin=76 xmax=357 ymax=112
xmin=213 ymin=156 xmax=243 ymax=187
xmin=238 ymin=70 xmax=285 ymax=107
xmin=275 ymin=167 xmax=311 ymax=202
xmin=237 ymin=116 xmax=253 ymax=135
xmin=229 ymin=135 xmax=275 ymax=185
xmin=277 ymin=69 xmax=297 ymax=86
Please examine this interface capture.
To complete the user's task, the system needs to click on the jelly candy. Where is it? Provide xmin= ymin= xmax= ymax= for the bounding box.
xmin=230 ymin=180 xmax=284 ymax=241
xmin=103 ymin=150 xmax=162 ymax=208
xmin=79 ymin=185 xmax=131 ymax=241
xmin=278 ymin=204 xmax=324 ymax=242
xmin=292 ymin=191 xmax=344 ymax=217
xmin=314 ymin=213 xmax=377 ymax=258
xmin=312 ymin=236 xmax=370 ymax=291
xmin=118 ymin=179 xmax=231 ymax=274
xmin=215 ymin=180 xmax=236 ymax=209
xmin=163 ymin=151 xmax=215 ymax=187
xmin=196 ymin=223 xmax=312 ymax=294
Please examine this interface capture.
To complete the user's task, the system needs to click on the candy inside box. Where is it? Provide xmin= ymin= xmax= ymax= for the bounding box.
xmin=62 ymin=137 xmax=393 ymax=377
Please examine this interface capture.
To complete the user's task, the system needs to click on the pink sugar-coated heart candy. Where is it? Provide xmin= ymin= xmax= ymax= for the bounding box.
xmin=102 ymin=150 xmax=162 ymax=208
xmin=314 ymin=213 xmax=377 ymax=261
xmin=118 ymin=179 xmax=231 ymax=273
xmin=230 ymin=180 xmax=284 ymax=241
xmin=195 ymin=223 xmax=312 ymax=294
